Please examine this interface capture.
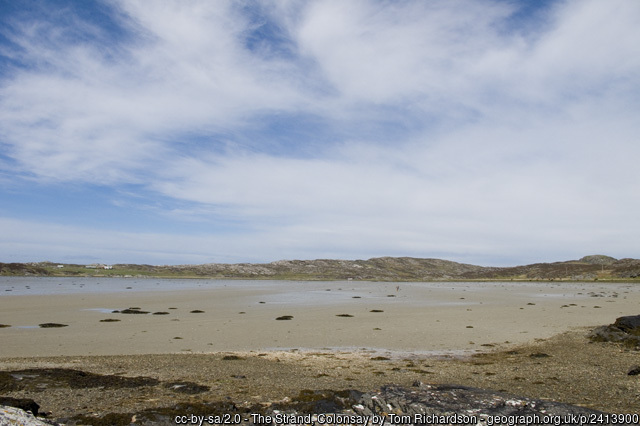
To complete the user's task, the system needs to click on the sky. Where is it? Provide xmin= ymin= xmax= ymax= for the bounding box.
xmin=0 ymin=0 xmax=639 ymax=266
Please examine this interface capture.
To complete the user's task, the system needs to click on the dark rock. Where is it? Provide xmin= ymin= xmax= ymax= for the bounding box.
xmin=118 ymin=309 xmax=149 ymax=314
xmin=590 ymin=315 xmax=640 ymax=347
xmin=336 ymin=314 xmax=354 ymax=317
xmin=627 ymin=366 xmax=640 ymax=376
xmin=190 ymin=310 xmax=205 ymax=313
xmin=614 ymin=315 xmax=640 ymax=335
xmin=38 ymin=323 xmax=68 ymax=328
xmin=152 ymin=311 xmax=170 ymax=315
xmin=222 ymin=355 xmax=243 ymax=360
xmin=99 ymin=319 xmax=120 ymax=322
xmin=275 ymin=315 xmax=293 ymax=320
xmin=529 ymin=352 xmax=550 ymax=358
xmin=0 ymin=396 xmax=40 ymax=415
xmin=370 ymin=310 xmax=384 ymax=313
xmin=0 ymin=324 xmax=11 ymax=328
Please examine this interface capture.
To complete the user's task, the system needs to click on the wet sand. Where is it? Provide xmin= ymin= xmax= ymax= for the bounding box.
xmin=0 ymin=280 xmax=638 ymax=357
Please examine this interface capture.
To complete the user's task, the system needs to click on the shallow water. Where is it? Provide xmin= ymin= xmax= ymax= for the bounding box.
xmin=0 ymin=276 xmax=631 ymax=307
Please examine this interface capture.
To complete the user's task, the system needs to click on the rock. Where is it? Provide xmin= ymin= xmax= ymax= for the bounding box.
xmin=529 ymin=352 xmax=550 ymax=358
xmin=613 ymin=315 xmax=640 ymax=335
xmin=0 ymin=405 xmax=60 ymax=426
xmin=627 ymin=366 xmax=640 ymax=376
xmin=117 ymin=309 xmax=149 ymax=314
xmin=0 ymin=397 xmax=39 ymax=416
xmin=276 ymin=316 xmax=294 ymax=320
xmin=38 ymin=323 xmax=68 ymax=328
xmin=589 ymin=315 xmax=640 ymax=347
xmin=352 ymin=384 xmax=608 ymax=421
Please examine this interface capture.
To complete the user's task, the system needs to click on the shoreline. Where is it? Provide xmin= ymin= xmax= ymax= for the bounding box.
xmin=1 ymin=329 xmax=639 ymax=420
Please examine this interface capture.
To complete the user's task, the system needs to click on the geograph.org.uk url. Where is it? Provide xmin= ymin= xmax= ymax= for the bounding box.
xmin=483 ymin=413 xmax=639 ymax=426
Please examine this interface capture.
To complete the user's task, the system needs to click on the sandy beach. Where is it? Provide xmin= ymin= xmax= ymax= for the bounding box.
xmin=1 ymin=279 xmax=637 ymax=357
xmin=1 ymin=278 xmax=640 ymax=422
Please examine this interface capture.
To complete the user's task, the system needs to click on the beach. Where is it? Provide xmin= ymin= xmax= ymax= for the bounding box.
xmin=0 ymin=278 xmax=637 ymax=357
xmin=1 ymin=278 xmax=639 ymax=421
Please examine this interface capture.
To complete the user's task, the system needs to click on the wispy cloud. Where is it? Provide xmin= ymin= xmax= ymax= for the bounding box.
xmin=1 ymin=0 xmax=639 ymax=265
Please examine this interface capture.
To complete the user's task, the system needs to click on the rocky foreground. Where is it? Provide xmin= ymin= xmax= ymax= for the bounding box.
xmin=0 ymin=383 xmax=619 ymax=426
xmin=3 ymin=254 xmax=640 ymax=281
xmin=1 ymin=316 xmax=639 ymax=426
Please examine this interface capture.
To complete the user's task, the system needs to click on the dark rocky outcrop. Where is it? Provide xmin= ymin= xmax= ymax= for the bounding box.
xmin=0 ymin=396 xmax=40 ymax=415
xmin=351 ymin=383 xmax=610 ymax=423
xmin=589 ymin=315 xmax=640 ymax=347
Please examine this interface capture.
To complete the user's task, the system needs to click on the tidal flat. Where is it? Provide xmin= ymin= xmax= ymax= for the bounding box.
xmin=1 ymin=278 xmax=639 ymax=421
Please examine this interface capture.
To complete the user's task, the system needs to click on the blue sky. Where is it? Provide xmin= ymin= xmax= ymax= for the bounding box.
xmin=1 ymin=0 xmax=639 ymax=266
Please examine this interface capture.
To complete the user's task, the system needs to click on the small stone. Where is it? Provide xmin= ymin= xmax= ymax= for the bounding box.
xmin=222 ymin=355 xmax=243 ymax=360
xmin=529 ymin=352 xmax=550 ymax=358
xmin=627 ymin=365 xmax=640 ymax=376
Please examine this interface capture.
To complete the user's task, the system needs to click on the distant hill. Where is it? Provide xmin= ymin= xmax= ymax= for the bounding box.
xmin=1 ymin=255 xmax=639 ymax=281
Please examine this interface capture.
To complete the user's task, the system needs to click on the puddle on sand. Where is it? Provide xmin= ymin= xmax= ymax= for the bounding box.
xmin=83 ymin=308 xmax=120 ymax=314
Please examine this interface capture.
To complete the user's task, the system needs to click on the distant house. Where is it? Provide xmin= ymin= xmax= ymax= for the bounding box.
xmin=56 ymin=265 xmax=64 ymax=269
xmin=103 ymin=265 xmax=113 ymax=270
xmin=85 ymin=265 xmax=97 ymax=269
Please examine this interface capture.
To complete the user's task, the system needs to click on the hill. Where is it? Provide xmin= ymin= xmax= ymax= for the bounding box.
xmin=1 ymin=255 xmax=639 ymax=281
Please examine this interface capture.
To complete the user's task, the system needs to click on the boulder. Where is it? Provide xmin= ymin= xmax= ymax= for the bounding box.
xmin=0 ymin=397 xmax=39 ymax=415
xmin=589 ymin=315 xmax=640 ymax=346
xmin=0 ymin=405 xmax=60 ymax=426
xmin=613 ymin=315 xmax=640 ymax=335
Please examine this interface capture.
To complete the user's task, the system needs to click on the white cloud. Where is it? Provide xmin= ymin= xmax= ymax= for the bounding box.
xmin=1 ymin=0 xmax=639 ymax=264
